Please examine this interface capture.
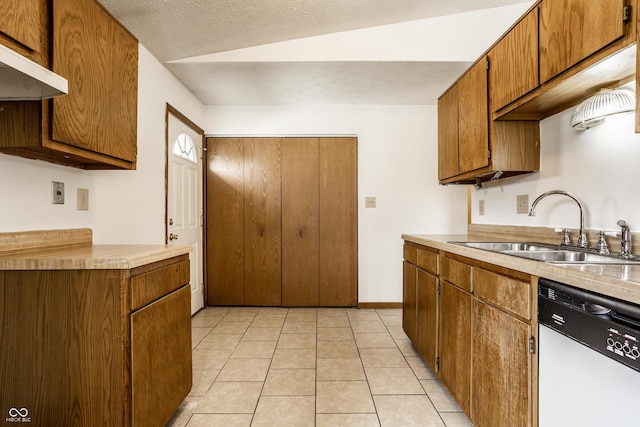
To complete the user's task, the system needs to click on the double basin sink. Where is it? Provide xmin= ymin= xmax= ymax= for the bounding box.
xmin=449 ymin=241 xmax=640 ymax=265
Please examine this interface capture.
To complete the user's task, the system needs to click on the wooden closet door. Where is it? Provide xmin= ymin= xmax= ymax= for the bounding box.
xmin=206 ymin=137 xmax=245 ymax=305
xmin=282 ymin=138 xmax=320 ymax=306
xmin=319 ymin=137 xmax=357 ymax=306
xmin=244 ymin=138 xmax=282 ymax=306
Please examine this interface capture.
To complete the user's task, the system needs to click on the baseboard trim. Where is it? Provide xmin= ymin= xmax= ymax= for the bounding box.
xmin=357 ymin=302 xmax=402 ymax=309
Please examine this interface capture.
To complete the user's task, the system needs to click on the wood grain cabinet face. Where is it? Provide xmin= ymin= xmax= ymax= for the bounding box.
xmin=489 ymin=9 xmax=539 ymax=112
xmin=0 ymin=0 xmax=41 ymax=54
xmin=402 ymin=260 xmax=418 ymax=343
xmin=437 ymin=85 xmax=459 ymax=181
xmin=417 ymin=269 xmax=438 ymax=371
xmin=539 ymin=0 xmax=626 ymax=83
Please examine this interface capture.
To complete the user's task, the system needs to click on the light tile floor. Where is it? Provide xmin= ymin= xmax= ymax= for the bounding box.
xmin=167 ymin=307 xmax=472 ymax=427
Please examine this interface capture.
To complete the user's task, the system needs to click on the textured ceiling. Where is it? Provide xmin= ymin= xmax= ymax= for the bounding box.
xmin=98 ymin=0 xmax=533 ymax=105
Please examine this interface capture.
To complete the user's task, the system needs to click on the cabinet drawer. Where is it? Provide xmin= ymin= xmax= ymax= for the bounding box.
xmin=441 ymin=254 xmax=472 ymax=292
xmin=403 ymin=244 xmax=418 ymax=265
xmin=417 ymin=247 xmax=439 ymax=275
xmin=473 ymin=268 xmax=531 ymax=319
xmin=131 ymin=259 xmax=190 ymax=311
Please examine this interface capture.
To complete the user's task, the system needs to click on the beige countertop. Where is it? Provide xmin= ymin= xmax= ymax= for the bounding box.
xmin=402 ymin=233 xmax=640 ymax=306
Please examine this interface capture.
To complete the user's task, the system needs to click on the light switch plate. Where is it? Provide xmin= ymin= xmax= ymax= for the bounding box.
xmin=365 ymin=196 xmax=376 ymax=208
xmin=51 ymin=181 xmax=64 ymax=204
xmin=517 ymin=194 xmax=529 ymax=214
xmin=77 ymin=188 xmax=89 ymax=211
xmin=478 ymin=200 xmax=485 ymax=216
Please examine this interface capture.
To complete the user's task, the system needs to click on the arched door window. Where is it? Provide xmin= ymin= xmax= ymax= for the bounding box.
xmin=173 ymin=133 xmax=197 ymax=163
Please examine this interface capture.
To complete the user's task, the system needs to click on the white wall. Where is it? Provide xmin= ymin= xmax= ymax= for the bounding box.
xmin=0 ymin=45 xmax=205 ymax=245
xmin=203 ymin=104 xmax=468 ymax=303
xmin=471 ymin=90 xmax=640 ymax=234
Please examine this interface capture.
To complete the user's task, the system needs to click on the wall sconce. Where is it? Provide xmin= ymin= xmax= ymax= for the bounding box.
xmin=569 ymin=88 xmax=635 ymax=130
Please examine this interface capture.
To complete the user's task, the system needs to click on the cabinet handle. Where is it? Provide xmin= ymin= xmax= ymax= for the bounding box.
xmin=259 ymin=227 xmax=264 ymax=237
xmin=298 ymin=227 xmax=304 ymax=238
xmin=169 ymin=233 xmax=179 ymax=241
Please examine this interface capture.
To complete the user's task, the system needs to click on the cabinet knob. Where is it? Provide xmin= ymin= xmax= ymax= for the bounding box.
xmin=298 ymin=227 xmax=304 ymax=237
xmin=169 ymin=233 xmax=179 ymax=241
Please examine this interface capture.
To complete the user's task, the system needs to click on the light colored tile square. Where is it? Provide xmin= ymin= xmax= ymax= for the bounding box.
xmin=282 ymin=321 xmax=316 ymax=333
xmin=359 ymin=348 xmax=408 ymax=368
xmin=317 ymin=308 xmax=348 ymax=317
xmin=277 ymin=333 xmax=316 ymax=349
xmin=262 ymin=368 xmax=316 ymax=395
xmin=406 ymin=356 xmax=436 ymax=380
xmin=252 ymin=396 xmax=315 ymax=427
xmin=395 ymin=339 xmax=421 ymax=357
xmin=420 ymin=379 xmax=463 ymax=412
xmin=439 ymin=412 xmax=473 ymax=427
xmin=191 ymin=315 xmax=222 ymax=328
xmin=317 ymin=316 xmax=351 ymax=328
xmin=196 ymin=307 xmax=231 ymax=317
xmin=271 ymin=348 xmax=317 ymax=369
xmin=250 ymin=317 xmax=285 ymax=328
xmin=346 ymin=309 xmax=380 ymax=321
xmin=192 ymin=327 xmax=211 ymax=348
xmin=317 ymin=357 xmax=365 ymax=381
xmin=354 ymin=332 xmax=397 ymax=348
xmin=350 ymin=319 xmax=388 ymax=333
xmin=216 ymin=358 xmax=270 ymax=382
xmin=226 ymin=307 xmax=260 ymax=317
xmin=286 ymin=309 xmax=317 ymax=322
xmin=241 ymin=326 xmax=281 ymax=341
xmin=378 ymin=315 xmax=402 ymax=327
xmin=212 ymin=320 xmax=251 ymax=334
xmin=317 ymin=327 xmax=354 ymax=341
xmin=316 ymin=413 xmax=381 ymax=427
xmin=230 ymin=341 xmax=277 ymax=359
xmin=192 ymin=348 xmax=232 ymax=370
xmin=377 ymin=309 xmax=402 ymax=317
xmin=256 ymin=307 xmax=289 ymax=318
xmin=198 ymin=381 xmax=263 ymax=413
xmin=316 ymin=381 xmax=375 ymax=413
xmin=386 ymin=326 xmax=409 ymax=341
xmin=365 ymin=367 xmax=425 ymax=395
xmin=373 ymin=395 xmax=445 ymax=427
xmin=317 ymin=340 xmax=359 ymax=358
xmin=189 ymin=369 xmax=219 ymax=396
xmin=185 ymin=413 xmax=252 ymax=427
xmin=197 ymin=333 xmax=242 ymax=350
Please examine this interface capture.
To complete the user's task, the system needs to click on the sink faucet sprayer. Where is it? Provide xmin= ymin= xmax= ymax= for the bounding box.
xmin=529 ymin=190 xmax=588 ymax=248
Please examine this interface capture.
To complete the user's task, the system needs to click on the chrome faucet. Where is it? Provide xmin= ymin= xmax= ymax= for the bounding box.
xmin=617 ymin=220 xmax=633 ymax=259
xmin=529 ymin=190 xmax=588 ymax=248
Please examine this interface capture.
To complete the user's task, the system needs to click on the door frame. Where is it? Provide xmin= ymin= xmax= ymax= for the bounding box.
xmin=164 ymin=104 xmax=206 ymax=309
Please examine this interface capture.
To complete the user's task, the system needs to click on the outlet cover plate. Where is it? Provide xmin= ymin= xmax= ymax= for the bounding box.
xmin=77 ymin=188 xmax=89 ymax=210
xmin=52 ymin=181 xmax=64 ymax=204
xmin=365 ymin=196 xmax=376 ymax=208
xmin=478 ymin=200 xmax=485 ymax=216
xmin=517 ymin=194 xmax=529 ymax=214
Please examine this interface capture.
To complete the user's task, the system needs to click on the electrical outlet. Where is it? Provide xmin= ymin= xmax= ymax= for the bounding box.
xmin=517 ymin=194 xmax=529 ymax=214
xmin=51 ymin=181 xmax=64 ymax=204
xmin=365 ymin=196 xmax=376 ymax=208
xmin=77 ymin=188 xmax=89 ymax=211
xmin=478 ymin=200 xmax=485 ymax=216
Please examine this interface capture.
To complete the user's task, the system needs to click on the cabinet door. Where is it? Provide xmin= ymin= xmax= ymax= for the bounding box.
xmin=131 ymin=285 xmax=192 ymax=427
xmin=417 ymin=269 xmax=438 ymax=371
xmin=207 ymin=137 xmax=245 ymax=305
xmin=402 ymin=261 xmax=417 ymax=343
xmin=319 ymin=137 xmax=357 ymax=306
xmin=282 ymin=137 xmax=320 ymax=306
xmin=457 ymin=59 xmax=489 ymax=175
xmin=244 ymin=137 xmax=282 ymax=306
xmin=437 ymin=85 xmax=459 ymax=181
xmin=539 ymin=0 xmax=626 ymax=83
xmin=472 ymin=299 xmax=531 ymax=427
xmin=439 ymin=280 xmax=471 ymax=415
xmin=489 ymin=9 xmax=539 ymax=111
xmin=0 ymin=0 xmax=41 ymax=52
xmin=52 ymin=0 xmax=138 ymax=164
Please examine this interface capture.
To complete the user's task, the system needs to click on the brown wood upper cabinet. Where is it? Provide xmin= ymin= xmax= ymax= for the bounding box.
xmin=489 ymin=8 xmax=539 ymax=112
xmin=0 ymin=0 xmax=42 ymax=57
xmin=539 ymin=0 xmax=627 ymax=83
xmin=0 ymin=0 xmax=138 ymax=169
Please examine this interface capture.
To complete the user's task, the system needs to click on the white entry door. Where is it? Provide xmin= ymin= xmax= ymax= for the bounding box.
xmin=167 ymin=110 xmax=204 ymax=314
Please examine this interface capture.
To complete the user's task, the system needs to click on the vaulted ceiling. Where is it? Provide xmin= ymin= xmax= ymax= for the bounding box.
xmin=99 ymin=0 xmax=534 ymax=105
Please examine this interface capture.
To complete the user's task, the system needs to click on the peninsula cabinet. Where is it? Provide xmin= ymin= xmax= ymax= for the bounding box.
xmin=0 ymin=252 xmax=192 ymax=427
xmin=207 ymin=136 xmax=357 ymax=307
xmin=0 ymin=0 xmax=138 ymax=169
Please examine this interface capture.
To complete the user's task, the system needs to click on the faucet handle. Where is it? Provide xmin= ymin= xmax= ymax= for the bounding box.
xmin=554 ymin=228 xmax=572 ymax=246
xmin=595 ymin=231 xmax=611 ymax=255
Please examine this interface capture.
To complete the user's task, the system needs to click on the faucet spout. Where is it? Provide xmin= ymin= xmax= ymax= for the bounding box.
xmin=529 ymin=190 xmax=588 ymax=248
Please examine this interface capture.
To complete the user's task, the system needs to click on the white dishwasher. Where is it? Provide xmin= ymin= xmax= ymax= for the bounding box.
xmin=538 ymin=278 xmax=640 ymax=427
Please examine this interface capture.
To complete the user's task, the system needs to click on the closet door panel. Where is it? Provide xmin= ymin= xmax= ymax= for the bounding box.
xmin=282 ymin=138 xmax=320 ymax=306
xmin=206 ymin=137 xmax=245 ymax=305
xmin=319 ymin=137 xmax=358 ymax=307
xmin=244 ymin=137 xmax=282 ymax=306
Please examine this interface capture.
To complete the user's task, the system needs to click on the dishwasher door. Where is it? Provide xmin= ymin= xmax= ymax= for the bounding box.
xmin=538 ymin=324 xmax=640 ymax=426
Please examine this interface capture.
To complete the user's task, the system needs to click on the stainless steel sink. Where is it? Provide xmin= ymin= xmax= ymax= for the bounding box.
xmin=449 ymin=241 xmax=640 ymax=265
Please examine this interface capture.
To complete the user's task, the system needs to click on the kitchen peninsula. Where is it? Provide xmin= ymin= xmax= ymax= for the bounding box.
xmin=0 ymin=229 xmax=192 ymax=427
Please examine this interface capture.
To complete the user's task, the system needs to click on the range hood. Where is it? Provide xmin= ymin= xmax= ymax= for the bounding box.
xmin=0 ymin=43 xmax=68 ymax=100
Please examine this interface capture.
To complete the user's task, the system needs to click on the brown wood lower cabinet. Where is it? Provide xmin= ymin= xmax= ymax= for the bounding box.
xmin=0 ymin=255 xmax=192 ymax=427
xmin=207 ymin=136 xmax=357 ymax=307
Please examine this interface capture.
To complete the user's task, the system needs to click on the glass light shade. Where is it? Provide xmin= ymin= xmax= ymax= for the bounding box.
xmin=569 ymin=89 xmax=635 ymax=130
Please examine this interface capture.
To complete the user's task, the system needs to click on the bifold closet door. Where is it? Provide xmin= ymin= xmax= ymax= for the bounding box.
xmin=206 ymin=137 xmax=245 ymax=305
xmin=282 ymin=138 xmax=320 ymax=306
xmin=244 ymin=138 xmax=282 ymax=306
xmin=319 ymin=137 xmax=357 ymax=306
